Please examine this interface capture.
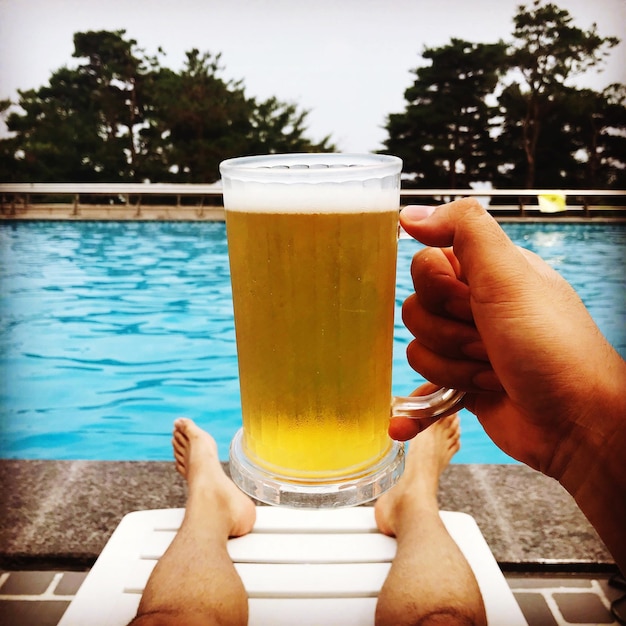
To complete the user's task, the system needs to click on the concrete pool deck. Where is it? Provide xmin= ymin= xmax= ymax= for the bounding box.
xmin=0 ymin=460 xmax=614 ymax=570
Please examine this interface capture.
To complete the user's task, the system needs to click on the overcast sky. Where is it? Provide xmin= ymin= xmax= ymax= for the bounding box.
xmin=1 ymin=0 xmax=624 ymax=152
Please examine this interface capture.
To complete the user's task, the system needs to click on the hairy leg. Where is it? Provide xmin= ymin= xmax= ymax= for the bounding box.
xmin=129 ymin=418 xmax=256 ymax=626
xmin=375 ymin=415 xmax=486 ymax=626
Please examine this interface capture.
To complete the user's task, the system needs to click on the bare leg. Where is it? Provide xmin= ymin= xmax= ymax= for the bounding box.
xmin=129 ymin=418 xmax=257 ymax=626
xmin=375 ymin=414 xmax=487 ymax=626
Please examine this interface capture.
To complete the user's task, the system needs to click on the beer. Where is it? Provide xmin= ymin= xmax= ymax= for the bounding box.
xmin=225 ymin=208 xmax=399 ymax=478
xmin=221 ymin=153 xmax=409 ymax=506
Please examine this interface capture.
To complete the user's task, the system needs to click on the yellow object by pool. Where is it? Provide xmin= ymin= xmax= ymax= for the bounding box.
xmin=538 ymin=192 xmax=567 ymax=213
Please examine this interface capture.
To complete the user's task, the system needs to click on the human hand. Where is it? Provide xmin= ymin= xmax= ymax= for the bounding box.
xmin=392 ymin=199 xmax=625 ymax=483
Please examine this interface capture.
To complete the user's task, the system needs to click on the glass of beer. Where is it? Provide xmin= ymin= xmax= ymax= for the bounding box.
xmin=220 ymin=153 xmax=464 ymax=507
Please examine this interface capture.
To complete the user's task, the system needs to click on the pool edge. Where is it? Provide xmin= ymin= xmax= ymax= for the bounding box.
xmin=0 ymin=460 xmax=614 ymax=570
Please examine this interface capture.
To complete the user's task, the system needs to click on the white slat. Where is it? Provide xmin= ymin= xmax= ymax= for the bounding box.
xmin=249 ymin=597 xmax=378 ymax=626
xmin=123 ymin=560 xmax=391 ymax=598
xmin=139 ymin=531 xmax=176 ymax=559
xmin=124 ymin=560 xmax=157 ymax=594
xmin=139 ymin=530 xmax=396 ymax=563
xmin=236 ymin=562 xmax=391 ymax=597
xmin=228 ymin=532 xmax=396 ymax=563
xmin=252 ymin=506 xmax=380 ymax=532
xmin=150 ymin=508 xmax=185 ymax=530
xmin=141 ymin=505 xmax=380 ymax=533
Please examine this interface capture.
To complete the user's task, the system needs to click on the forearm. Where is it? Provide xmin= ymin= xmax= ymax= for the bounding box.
xmin=570 ymin=437 xmax=626 ymax=574
xmin=559 ymin=357 xmax=626 ymax=573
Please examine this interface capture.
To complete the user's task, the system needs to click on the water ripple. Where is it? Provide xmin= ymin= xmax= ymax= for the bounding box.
xmin=1 ymin=221 xmax=624 ymax=463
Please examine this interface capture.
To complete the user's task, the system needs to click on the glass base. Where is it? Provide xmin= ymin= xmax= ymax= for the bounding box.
xmin=228 ymin=428 xmax=405 ymax=508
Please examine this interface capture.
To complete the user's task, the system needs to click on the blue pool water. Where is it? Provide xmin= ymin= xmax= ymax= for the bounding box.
xmin=1 ymin=221 xmax=624 ymax=463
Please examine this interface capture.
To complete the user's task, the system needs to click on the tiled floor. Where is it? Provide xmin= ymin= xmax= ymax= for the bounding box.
xmin=0 ymin=571 xmax=86 ymax=626
xmin=0 ymin=570 xmax=624 ymax=626
xmin=507 ymin=573 xmax=625 ymax=625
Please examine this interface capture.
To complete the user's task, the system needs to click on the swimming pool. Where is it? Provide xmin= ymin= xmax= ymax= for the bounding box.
xmin=1 ymin=221 xmax=624 ymax=463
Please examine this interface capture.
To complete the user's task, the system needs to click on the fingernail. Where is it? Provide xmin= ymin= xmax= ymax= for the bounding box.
xmin=401 ymin=205 xmax=436 ymax=221
xmin=473 ymin=369 xmax=503 ymax=391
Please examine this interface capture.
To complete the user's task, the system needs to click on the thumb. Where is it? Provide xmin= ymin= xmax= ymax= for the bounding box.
xmin=399 ymin=199 xmax=527 ymax=285
xmin=399 ymin=199 xmax=549 ymax=398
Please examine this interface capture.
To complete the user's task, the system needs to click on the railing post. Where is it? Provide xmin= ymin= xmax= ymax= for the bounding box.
xmin=72 ymin=194 xmax=80 ymax=216
xmin=519 ymin=196 xmax=525 ymax=217
xmin=583 ymin=195 xmax=590 ymax=218
xmin=196 ymin=194 xmax=205 ymax=218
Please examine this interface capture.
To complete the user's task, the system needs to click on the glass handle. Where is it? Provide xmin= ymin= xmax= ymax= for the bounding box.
xmin=391 ymin=387 xmax=465 ymax=419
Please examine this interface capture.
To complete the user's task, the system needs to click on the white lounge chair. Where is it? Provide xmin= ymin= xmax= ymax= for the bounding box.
xmin=58 ymin=506 xmax=528 ymax=626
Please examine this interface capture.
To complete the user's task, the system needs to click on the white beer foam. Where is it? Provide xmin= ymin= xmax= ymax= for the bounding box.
xmin=220 ymin=154 xmax=402 ymax=213
xmin=223 ymin=178 xmax=400 ymax=213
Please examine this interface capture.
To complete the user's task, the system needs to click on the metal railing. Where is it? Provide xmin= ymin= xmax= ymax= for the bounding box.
xmin=400 ymin=188 xmax=626 ymax=218
xmin=1 ymin=183 xmax=625 ymax=218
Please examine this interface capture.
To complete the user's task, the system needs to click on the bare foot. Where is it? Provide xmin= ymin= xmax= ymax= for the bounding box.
xmin=375 ymin=413 xmax=461 ymax=537
xmin=172 ymin=418 xmax=256 ymax=537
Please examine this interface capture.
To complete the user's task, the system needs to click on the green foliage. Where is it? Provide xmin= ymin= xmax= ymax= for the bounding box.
xmin=384 ymin=39 xmax=507 ymax=187
xmin=503 ymin=0 xmax=620 ymax=187
xmin=144 ymin=50 xmax=254 ymax=182
xmin=510 ymin=1 xmax=618 ymax=92
xmin=384 ymin=0 xmax=624 ymax=189
xmin=562 ymin=84 xmax=626 ymax=188
xmin=0 ymin=30 xmax=333 ymax=182
xmin=248 ymin=97 xmax=334 ymax=157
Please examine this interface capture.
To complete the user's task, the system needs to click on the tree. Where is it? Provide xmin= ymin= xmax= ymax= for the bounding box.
xmin=72 ymin=30 xmax=154 ymax=178
xmin=562 ymin=84 xmax=626 ymax=188
xmin=247 ymin=97 xmax=334 ymax=156
xmin=144 ymin=49 xmax=255 ymax=182
xmin=382 ymin=1 xmax=624 ymax=190
xmin=383 ymin=39 xmax=507 ymax=187
xmin=145 ymin=51 xmax=334 ymax=182
xmin=502 ymin=0 xmax=619 ymax=187
xmin=495 ymin=82 xmax=583 ymax=188
xmin=5 ymin=67 xmax=115 ymax=181
xmin=2 ymin=30 xmax=152 ymax=181
xmin=0 ymin=99 xmax=21 ymax=182
xmin=0 ymin=31 xmax=333 ymax=182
